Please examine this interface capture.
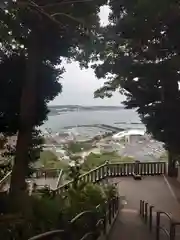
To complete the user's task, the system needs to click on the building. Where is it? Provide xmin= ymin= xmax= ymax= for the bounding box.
xmin=112 ymin=129 xmax=146 ymax=144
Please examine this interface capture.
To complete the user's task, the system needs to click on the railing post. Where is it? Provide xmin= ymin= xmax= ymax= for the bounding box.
xmin=108 ymin=201 xmax=112 ymax=225
xmin=145 ymin=203 xmax=148 ymax=223
xmin=156 ymin=212 xmax=160 ymax=240
xmin=170 ymin=223 xmax=176 ymax=240
xmin=149 ymin=206 xmax=154 ymax=232
xmin=103 ymin=212 xmax=107 ymax=234
xmin=147 ymin=163 xmax=150 ymax=175
xmin=105 ymin=161 xmax=109 ymax=178
xmin=142 ymin=200 xmax=145 ymax=218
xmin=95 ymin=170 xmax=97 ymax=182
xmin=112 ymin=199 xmax=115 ymax=218
xmin=140 ymin=200 xmax=142 ymax=215
xmin=102 ymin=165 xmax=105 ymax=179
xmin=165 ymin=162 xmax=168 ymax=175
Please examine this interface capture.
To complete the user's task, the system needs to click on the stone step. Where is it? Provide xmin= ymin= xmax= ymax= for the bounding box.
xmin=109 ymin=209 xmax=153 ymax=240
xmin=108 ymin=208 xmax=180 ymax=240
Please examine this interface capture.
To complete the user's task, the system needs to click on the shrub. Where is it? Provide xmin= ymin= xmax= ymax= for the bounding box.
xmin=0 ymin=161 xmax=118 ymax=239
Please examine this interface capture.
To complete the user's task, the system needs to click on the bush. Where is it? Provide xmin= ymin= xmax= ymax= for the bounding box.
xmin=37 ymin=150 xmax=69 ymax=169
xmin=0 ymin=161 xmax=118 ymax=239
xmin=67 ymin=142 xmax=92 ymax=153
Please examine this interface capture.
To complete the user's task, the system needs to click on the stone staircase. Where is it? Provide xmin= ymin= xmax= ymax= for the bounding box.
xmin=109 ymin=209 xmax=153 ymax=240
xmin=109 ymin=203 xmax=180 ymax=240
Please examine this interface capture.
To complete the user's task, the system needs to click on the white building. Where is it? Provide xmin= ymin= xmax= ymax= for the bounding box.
xmin=112 ymin=129 xmax=146 ymax=143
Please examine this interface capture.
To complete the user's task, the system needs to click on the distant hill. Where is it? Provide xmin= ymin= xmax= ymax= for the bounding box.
xmin=48 ymin=105 xmax=124 ymax=115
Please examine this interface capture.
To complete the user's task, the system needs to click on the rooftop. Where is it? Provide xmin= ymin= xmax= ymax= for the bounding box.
xmin=112 ymin=129 xmax=146 ymax=140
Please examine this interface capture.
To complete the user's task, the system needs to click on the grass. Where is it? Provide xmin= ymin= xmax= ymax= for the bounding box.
xmin=36 ymin=150 xmax=134 ymax=177
xmin=81 ymin=152 xmax=134 ymax=172
xmin=37 ymin=150 xmax=69 ymax=169
xmin=67 ymin=142 xmax=92 ymax=153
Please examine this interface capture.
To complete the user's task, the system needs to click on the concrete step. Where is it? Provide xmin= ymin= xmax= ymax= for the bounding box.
xmin=109 ymin=209 xmax=153 ymax=240
xmin=109 ymin=208 xmax=180 ymax=240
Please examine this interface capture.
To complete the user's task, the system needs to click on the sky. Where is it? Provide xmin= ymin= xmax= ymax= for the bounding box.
xmin=50 ymin=6 xmax=125 ymax=106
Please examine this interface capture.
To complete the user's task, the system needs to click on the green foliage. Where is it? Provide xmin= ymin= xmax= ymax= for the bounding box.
xmin=0 ymin=182 xmax=117 ymax=239
xmin=67 ymin=142 xmax=92 ymax=153
xmin=31 ymin=196 xmax=63 ymax=233
xmin=0 ymin=0 xmax=109 ymax=200
xmin=0 ymin=156 xmax=118 ymax=239
xmin=0 ymin=53 xmax=62 ymax=135
xmin=61 ymin=183 xmax=105 ymax=219
xmin=2 ymin=129 xmax=44 ymax=177
xmin=38 ymin=150 xmax=69 ymax=170
xmin=93 ymin=0 xmax=180 ymax=169
xmin=81 ymin=152 xmax=134 ymax=172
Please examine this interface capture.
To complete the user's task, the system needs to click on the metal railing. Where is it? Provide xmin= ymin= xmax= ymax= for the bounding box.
xmin=34 ymin=161 xmax=166 ymax=182
xmin=0 ymin=168 xmax=60 ymax=192
xmin=140 ymin=200 xmax=180 ymax=240
xmin=0 ymin=171 xmax=12 ymax=191
xmin=33 ymin=168 xmax=60 ymax=178
xmin=56 ymin=169 xmax=64 ymax=188
xmin=0 ymin=162 xmax=167 ymax=193
xmin=55 ymin=161 xmax=166 ymax=194
xmin=28 ymin=196 xmax=119 ymax=240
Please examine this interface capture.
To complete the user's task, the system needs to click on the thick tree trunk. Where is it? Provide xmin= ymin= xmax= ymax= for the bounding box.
xmin=9 ymin=34 xmax=41 ymax=213
xmin=160 ymin=70 xmax=179 ymax=178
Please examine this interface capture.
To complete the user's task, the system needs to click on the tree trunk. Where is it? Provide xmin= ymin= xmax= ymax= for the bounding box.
xmin=167 ymin=150 xmax=177 ymax=177
xmin=9 ymin=34 xmax=41 ymax=213
xmin=160 ymin=69 xmax=179 ymax=178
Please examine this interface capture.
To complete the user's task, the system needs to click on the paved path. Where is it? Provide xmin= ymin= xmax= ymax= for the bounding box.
xmin=109 ymin=176 xmax=180 ymax=240
xmin=109 ymin=209 xmax=153 ymax=240
xmin=30 ymin=177 xmax=58 ymax=190
xmin=1 ymin=177 xmax=59 ymax=192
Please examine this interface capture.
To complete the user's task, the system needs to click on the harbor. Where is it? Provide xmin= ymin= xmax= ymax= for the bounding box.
xmin=41 ymin=123 xmax=164 ymax=164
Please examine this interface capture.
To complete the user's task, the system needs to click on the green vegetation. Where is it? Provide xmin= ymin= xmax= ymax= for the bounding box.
xmin=36 ymin=150 xmax=135 ymax=180
xmin=0 ymin=163 xmax=118 ymax=239
xmin=67 ymin=142 xmax=92 ymax=153
xmin=0 ymin=0 xmax=107 ymax=210
xmin=93 ymin=0 xmax=180 ymax=176
xmin=81 ymin=152 xmax=134 ymax=172
xmin=38 ymin=150 xmax=69 ymax=170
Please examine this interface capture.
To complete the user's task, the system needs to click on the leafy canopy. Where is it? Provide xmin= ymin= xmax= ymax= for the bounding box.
xmin=94 ymin=0 xmax=180 ymax=155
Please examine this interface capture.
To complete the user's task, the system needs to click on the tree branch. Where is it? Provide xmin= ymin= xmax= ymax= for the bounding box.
xmin=41 ymin=0 xmax=96 ymax=9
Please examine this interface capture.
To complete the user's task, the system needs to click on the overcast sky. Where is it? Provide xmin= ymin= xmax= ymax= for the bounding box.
xmin=50 ymin=6 xmax=125 ymax=106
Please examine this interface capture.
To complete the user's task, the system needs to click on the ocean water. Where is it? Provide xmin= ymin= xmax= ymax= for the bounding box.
xmin=42 ymin=108 xmax=145 ymax=134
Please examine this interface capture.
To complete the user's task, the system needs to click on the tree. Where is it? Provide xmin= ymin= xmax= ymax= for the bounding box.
xmin=93 ymin=0 xmax=180 ymax=176
xmin=0 ymin=49 xmax=61 ymax=211
xmin=4 ymin=129 xmax=44 ymax=177
xmin=0 ymin=0 xmax=107 ymax=210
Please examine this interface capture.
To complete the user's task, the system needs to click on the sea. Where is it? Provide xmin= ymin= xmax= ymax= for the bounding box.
xmin=41 ymin=107 xmax=145 ymax=138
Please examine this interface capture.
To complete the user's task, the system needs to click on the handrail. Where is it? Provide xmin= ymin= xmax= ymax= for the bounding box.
xmin=55 ymin=162 xmax=166 ymax=194
xmin=28 ymin=196 xmax=119 ymax=240
xmin=0 ymin=170 xmax=12 ymax=190
xmin=70 ymin=210 xmax=93 ymax=224
xmin=170 ymin=222 xmax=180 ymax=239
xmin=157 ymin=211 xmax=172 ymax=220
xmin=158 ymin=227 xmax=169 ymax=237
xmin=140 ymin=200 xmax=179 ymax=240
xmin=80 ymin=163 xmax=107 ymax=178
xmin=156 ymin=211 xmax=172 ymax=240
xmin=79 ymin=232 xmax=94 ymax=240
xmin=56 ymin=169 xmax=64 ymax=188
xmin=28 ymin=230 xmax=65 ymax=240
